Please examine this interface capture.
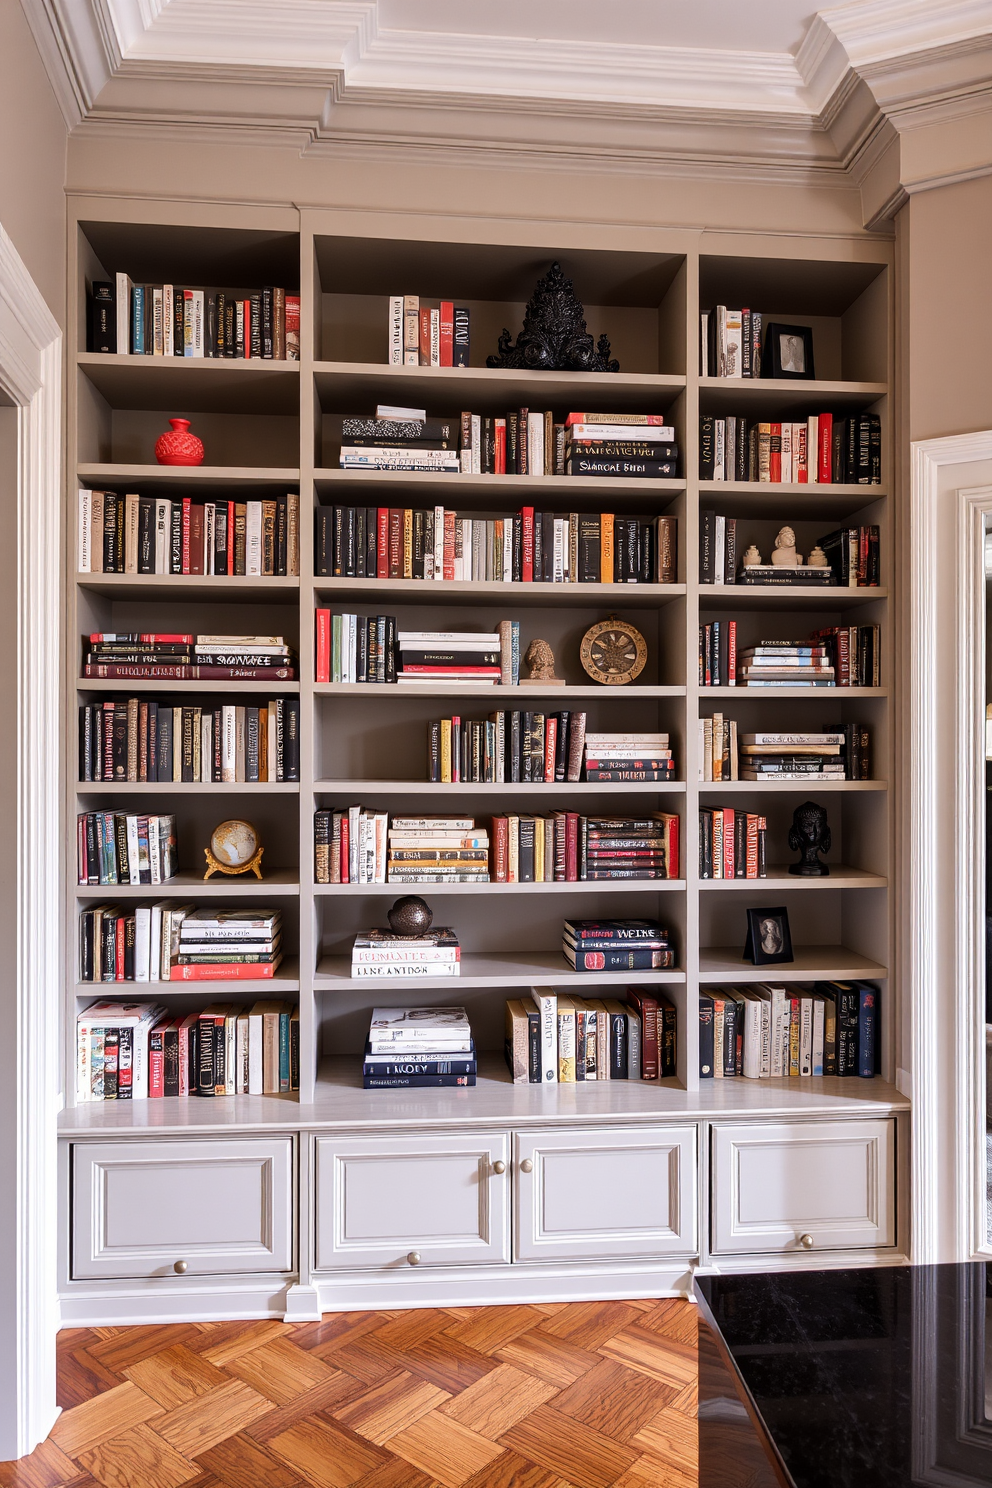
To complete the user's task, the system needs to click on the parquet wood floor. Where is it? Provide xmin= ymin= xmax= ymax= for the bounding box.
xmin=0 ymin=1300 xmax=698 ymax=1488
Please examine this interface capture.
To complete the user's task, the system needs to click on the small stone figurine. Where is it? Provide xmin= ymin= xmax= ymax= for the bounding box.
xmin=807 ymin=544 xmax=829 ymax=567
xmin=387 ymin=896 xmax=434 ymax=937
xmin=522 ymin=637 xmax=565 ymax=686
xmin=788 ymin=800 xmax=831 ymax=876
xmin=740 ymin=543 xmax=763 ymax=568
xmin=771 ymin=526 xmax=802 ymax=565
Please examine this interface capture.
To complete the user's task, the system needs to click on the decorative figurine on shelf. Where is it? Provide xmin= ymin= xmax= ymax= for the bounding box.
xmin=771 ymin=525 xmax=802 ymax=565
xmin=204 ymin=819 xmax=264 ymax=880
xmin=155 ymin=417 xmax=205 ymax=467
xmin=741 ymin=544 xmax=763 ymax=568
xmin=788 ymin=800 xmax=831 ymax=876
xmin=522 ymin=638 xmax=566 ymax=686
xmin=387 ymin=896 xmax=434 ymax=937
xmin=486 ymin=261 xmax=620 ymax=373
xmin=808 ymin=544 xmax=829 ymax=567
xmin=579 ymin=616 xmax=648 ymax=685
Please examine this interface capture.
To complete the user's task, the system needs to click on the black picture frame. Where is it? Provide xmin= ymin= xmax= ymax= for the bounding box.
xmin=761 ymin=322 xmax=815 ymax=380
xmin=743 ymin=906 xmax=794 ymax=965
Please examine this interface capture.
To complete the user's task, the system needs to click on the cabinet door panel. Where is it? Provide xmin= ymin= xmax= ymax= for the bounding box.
xmin=314 ymin=1132 xmax=510 ymax=1270
xmin=514 ymin=1126 xmax=697 ymax=1262
xmin=72 ymin=1137 xmax=294 ymax=1279
xmin=710 ymin=1119 xmax=895 ymax=1255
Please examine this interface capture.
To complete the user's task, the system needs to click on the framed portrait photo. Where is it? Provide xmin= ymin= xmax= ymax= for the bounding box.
xmin=760 ymin=322 xmax=815 ymax=381
xmin=744 ymin=906 xmax=794 ymax=965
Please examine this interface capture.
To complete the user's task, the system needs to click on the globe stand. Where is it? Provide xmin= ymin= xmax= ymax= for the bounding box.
xmin=204 ymin=845 xmax=264 ymax=881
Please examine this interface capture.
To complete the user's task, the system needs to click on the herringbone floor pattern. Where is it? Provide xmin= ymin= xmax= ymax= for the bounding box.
xmin=0 ymin=1299 xmax=698 ymax=1488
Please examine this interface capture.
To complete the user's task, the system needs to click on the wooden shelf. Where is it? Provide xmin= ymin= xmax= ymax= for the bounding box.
xmin=76 ymin=573 xmax=300 ymax=601
xmin=75 ymin=781 xmax=300 ymax=794
xmin=314 ymin=683 xmax=685 ymax=699
xmin=698 ymin=865 xmax=886 ymax=890
xmin=314 ymin=361 xmax=685 ymax=414
xmin=75 ymin=958 xmax=301 ymax=996
xmin=699 ymin=377 xmax=887 ymax=413
xmin=701 ymin=686 xmax=887 ymax=699
xmin=75 ymin=870 xmax=300 ymax=898
xmin=313 ymin=576 xmax=685 ymax=607
xmin=697 ymin=779 xmax=886 ymax=792
xmin=78 ymin=464 xmax=300 ymax=488
xmin=700 ymin=585 xmax=886 ymax=610
xmin=315 ymin=879 xmax=685 ymax=896
xmin=698 ymin=480 xmax=885 ymax=518
xmin=77 ymin=353 xmax=300 ymax=414
xmin=314 ymin=468 xmax=685 ymax=501
xmin=313 ymin=779 xmax=684 ymax=795
xmin=314 ymin=951 xmax=685 ymax=990
xmin=699 ymin=944 xmax=886 ymax=981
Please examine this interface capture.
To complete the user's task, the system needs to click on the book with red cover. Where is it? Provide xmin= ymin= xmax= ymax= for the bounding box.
xmin=625 ymin=988 xmax=659 ymax=1079
xmin=565 ymin=811 xmax=580 ymax=881
xmin=818 ymin=413 xmax=834 ymax=484
xmin=170 ymin=957 xmax=283 ymax=981
xmin=181 ymin=497 xmax=192 ymax=574
xmin=544 ymin=718 xmax=557 ymax=783
xmin=439 ymin=301 xmax=453 ymax=367
xmin=419 ymin=307 xmax=431 ymax=365
xmin=492 ymin=815 xmax=509 ymax=882
xmin=768 ymin=424 xmax=782 ymax=483
xmin=521 ymin=506 xmax=534 ymax=582
xmin=387 ymin=510 xmax=403 ymax=577
xmin=315 ymin=608 xmax=330 ymax=684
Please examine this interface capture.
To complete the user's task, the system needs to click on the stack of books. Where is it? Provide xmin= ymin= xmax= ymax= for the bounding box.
xmin=167 ymin=908 xmax=283 ymax=981
xmin=77 ymin=812 xmax=177 ymax=886
xmin=339 ymin=415 xmax=461 ymax=475
xmin=564 ymin=413 xmax=679 ymax=479
xmin=386 ymin=302 xmax=469 ymax=366
xmin=583 ymin=732 xmax=674 ymax=783
xmin=738 ymin=642 xmax=835 ymax=688
xmin=698 ymin=809 xmax=768 ymax=879
xmin=397 ymin=630 xmax=502 ymax=686
xmin=505 ymin=986 xmax=677 ymax=1083
xmin=699 ymin=981 xmax=879 ymax=1079
xmin=563 ymin=919 xmax=676 ymax=972
xmin=739 ymin=731 xmax=846 ymax=781
xmin=78 ymin=491 xmax=300 ymax=577
xmin=79 ymin=697 xmax=300 ymax=783
xmin=701 ymin=307 xmax=762 ymax=378
xmin=387 ymin=817 xmax=490 ymax=885
xmin=364 ymin=1006 xmax=476 ymax=1088
xmin=82 ymin=634 xmax=297 ymax=682
xmin=351 ymin=927 xmax=460 ymax=979
xmin=314 ymin=613 xmax=397 ymax=684
xmin=736 ymin=562 xmax=836 ymax=588
xmin=428 ymin=709 xmax=586 ymax=784
xmin=582 ymin=815 xmax=678 ymax=880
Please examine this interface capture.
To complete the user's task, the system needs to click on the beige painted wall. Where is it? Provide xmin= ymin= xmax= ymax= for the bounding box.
xmin=904 ymin=175 xmax=992 ymax=442
xmin=0 ymin=3 xmax=66 ymax=324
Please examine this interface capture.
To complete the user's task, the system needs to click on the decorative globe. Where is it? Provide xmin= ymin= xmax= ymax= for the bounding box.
xmin=210 ymin=819 xmax=260 ymax=870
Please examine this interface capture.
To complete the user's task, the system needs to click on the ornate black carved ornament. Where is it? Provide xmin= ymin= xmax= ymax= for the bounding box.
xmin=486 ymin=261 xmax=620 ymax=373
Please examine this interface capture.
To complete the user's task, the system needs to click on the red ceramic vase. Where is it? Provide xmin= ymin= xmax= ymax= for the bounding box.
xmin=155 ymin=417 xmax=205 ymax=466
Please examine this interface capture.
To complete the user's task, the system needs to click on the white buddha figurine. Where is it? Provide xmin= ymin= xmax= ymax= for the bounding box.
xmin=771 ymin=525 xmax=802 ymax=566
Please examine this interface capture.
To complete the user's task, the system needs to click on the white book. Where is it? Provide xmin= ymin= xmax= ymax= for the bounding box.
xmin=723 ymin=308 xmax=743 ymax=378
xmin=78 ymin=489 xmax=91 ymax=572
xmin=353 ymin=961 xmax=460 ymax=978
xmin=568 ymin=424 xmax=675 ymax=442
xmin=191 ymin=289 xmax=204 ymax=356
xmin=163 ymin=284 xmax=174 ymax=356
xmin=714 ymin=514 xmax=725 ymax=583
xmin=812 ymin=995 xmax=825 ymax=1076
xmin=154 ymin=498 xmax=171 ymax=573
xmin=131 ymin=1020 xmax=151 ymax=1099
xmin=388 ymin=296 xmax=404 ymax=365
xmin=807 ymin=415 xmax=819 ymax=483
xmin=245 ymin=503 xmax=263 ymax=575
xmin=698 ymin=717 xmax=707 ymax=781
xmin=204 ymin=502 xmax=215 ymax=574
xmin=429 ymin=307 xmax=440 ymax=366
xmin=584 ymin=732 xmax=670 ymax=746
xmin=148 ymin=904 xmax=164 ymax=984
xmin=741 ymin=992 xmax=763 ymax=1078
xmin=714 ymin=305 xmax=727 ymax=375
xmin=88 ymin=491 xmax=104 ymax=573
xmin=200 ymin=713 xmax=212 ymax=783
xmin=134 ymin=906 xmax=151 ymax=982
xmin=221 ymin=705 xmax=236 ymax=782
xmin=502 ymin=519 xmax=513 ymax=581
xmin=348 ymin=803 xmax=360 ymax=883
xmin=433 ymin=504 xmax=445 ymax=581
xmin=725 ymin=416 xmax=736 ymax=481
xmin=471 ymin=414 xmax=481 ymax=475
xmin=225 ymin=1014 xmax=236 ymax=1095
xmin=235 ymin=707 xmax=246 ymax=783
xmin=528 ymin=989 xmax=557 ymax=1083
xmin=780 ymin=422 xmax=793 ymax=483
xmin=552 ymin=518 xmax=566 ymax=582
xmin=758 ymin=991 xmax=771 ymax=1076
xmin=713 ymin=419 xmax=726 ymax=481
xmin=377 ymin=404 xmax=427 ymax=420
xmin=799 ymin=994 xmax=814 ymax=1076
xmin=767 ymin=984 xmax=788 ymax=1076
xmin=248 ymin=1007 xmax=264 ymax=1094
xmin=152 ymin=288 xmax=164 ymax=355
xmin=528 ymin=412 xmax=545 ymax=476
xmin=115 ymin=272 xmax=132 ymax=354
xmin=701 ymin=312 xmax=709 ymax=376
xmin=237 ymin=1013 xmax=250 ymax=1094
xmin=126 ymin=815 xmax=141 ymax=885
xmin=124 ymin=493 xmax=140 ymax=573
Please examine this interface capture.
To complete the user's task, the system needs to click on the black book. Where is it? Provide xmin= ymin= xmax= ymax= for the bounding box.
xmin=722 ymin=996 xmax=738 ymax=1076
xmin=508 ymin=710 xmax=522 ymax=783
xmin=734 ymin=812 xmax=746 ymax=878
xmin=577 ymin=514 xmax=600 ymax=582
xmin=103 ymin=1031 xmax=119 ymax=1099
xmin=623 ymin=517 xmax=639 ymax=582
xmin=638 ymin=520 xmax=653 ymax=584
xmin=249 ymin=293 xmax=262 ymax=357
xmin=567 ymin=440 xmax=678 ymax=460
xmin=366 ymin=506 xmax=378 ymax=575
xmin=123 ymin=916 xmax=136 ymax=981
xmin=411 ymin=508 xmax=425 ymax=579
xmin=89 ymin=282 xmax=115 ymax=354
xmin=699 ymin=416 xmax=716 ymax=480
xmin=111 ymin=704 xmax=128 ymax=780
xmin=342 ymin=418 xmax=457 ymax=441
xmin=384 ymin=616 xmax=397 ymax=685
xmin=137 ymin=497 xmax=155 ymax=574
xmin=332 ymin=505 xmax=345 ymax=577
xmin=114 ymin=813 xmax=130 ymax=883
xmin=315 ymin=507 xmax=333 ymax=577
xmin=735 ymin=418 xmax=749 ymax=481
xmin=169 ymin=502 xmax=183 ymax=574
xmin=565 ymin=456 xmax=678 ymax=478
xmin=224 ymin=296 xmax=235 ymax=357
xmin=518 ymin=816 xmax=536 ymax=882
xmin=163 ymin=1023 xmax=180 ymax=1096
xmin=276 ymin=497 xmax=288 ymax=576
xmin=283 ymin=698 xmax=301 ymax=781
xmin=700 ymin=510 xmax=715 ymax=583
xmin=261 ymin=287 xmax=274 ymax=358
xmin=363 ymin=1074 xmax=478 ymax=1088
xmin=79 ymin=910 xmax=94 ymax=981
xmin=453 ymin=307 xmax=470 ymax=366
xmin=173 ymin=289 xmax=185 ymax=357
xmin=614 ymin=520 xmax=627 ymax=584
xmin=102 ymin=492 xmax=119 ymax=573
xmin=80 ymin=706 xmax=94 ymax=782
xmin=344 ymin=507 xmax=357 ymax=577
xmin=146 ymin=701 xmax=159 ymax=782
xmin=553 ymin=711 xmax=569 ymax=782
xmin=608 ymin=1006 xmax=628 ymax=1079
xmin=85 ymin=813 xmax=99 ymax=883
xmin=157 ymin=708 xmax=174 ymax=783
xmin=699 ymin=994 xmax=715 ymax=1077
xmin=205 ymin=295 xmax=218 ymax=360
xmin=214 ymin=505 xmax=229 ymax=576
xmin=197 ymin=1017 xmax=216 ymax=1096
xmin=699 ymin=808 xmax=713 ymax=878
xmin=101 ymin=911 xmax=117 ymax=978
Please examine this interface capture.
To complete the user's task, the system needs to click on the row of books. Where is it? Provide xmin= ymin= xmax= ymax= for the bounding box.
xmin=699 ymin=981 xmax=879 ymax=1078
xmin=78 ymin=491 xmax=301 ymax=578
xmin=352 ymin=928 xmax=461 ymax=981
xmin=77 ymin=813 xmax=177 ymax=887
xmin=701 ymin=307 xmax=764 ymax=379
xmin=364 ymin=1006 xmax=475 ymax=1089
xmin=312 ymin=810 xmax=681 ymax=883
xmin=79 ymin=904 xmax=284 ymax=983
xmin=700 ymin=518 xmax=880 ymax=588
xmin=88 ymin=277 xmax=300 ymax=359
xmin=338 ymin=411 xmax=680 ymax=479
xmin=700 ymin=721 xmax=871 ymax=781
xmin=79 ymin=698 xmax=301 ymax=783
xmin=316 ymin=504 xmax=678 ymax=585
xmin=81 ymin=634 xmax=298 ymax=682
xmin=563 ymin=918 xmax=675 ymax=973
xmin=698 ymin=627 xmax=880 ymax=688
xmin=386 ymin=301 xmax=470 ymax=366
xmin=698 ymin=810 xmax=769 ymax=879
xmin=700 ymin=413 xmax=881 ymax=484
xmin=76 ymin=998 xmax=299 ymax=1101
xmin=506 ymin=982 xmax=677 ymax=1083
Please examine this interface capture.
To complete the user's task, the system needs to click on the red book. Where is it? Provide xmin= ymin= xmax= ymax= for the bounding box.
xmin=387 ymin=510 xmax=403 ymax=577
xmin=242 ymin=299 xmax=251 ymax=358
xmin=83 ymin=664 xmax=294 ymax=679
xmin=443 ymin=511 xmax=456 ymax=580
xmin=226 ymin=501 xmax=235 ymax=574
xmin=419 ymin=307 xmax=431 ymax=365
xmin=376 ymin=508 xmax=389 ymax=578
xmin=495 ymin=419 xmax=506 ymax=475
xmin=727 ymin=620 xmax=737 ymax=685
xmin=818 ymin=413 xmax=833 ymax=483
xmin=492 ymin=815 xmax=508 ymax=882
xmin=653 ymin=811 xmax=680 ymax=880
xmin=284 ymin=294 xmax=300 ymax=359
xmin=450 ymin=714 xmax=460 ymax=782
xmin=626 ymin=989 xmax=659 ymax=1079
xmin=340 ymin=817 xmax=349 ymax=882
xmin=188 ymin=505 xmax=205 ymax=575
xmin=544 ymin=717 xmax=557 ymax=783
xmin=565 ymin=812 xmax=580 ymax=881
xmin=768 ymin=424 xmax=782 ymax=483
xmin=521 ymin=507 xmax=534 ymax=582
xmin=181 ymin=497 xmax=192 ymax=573
xmin=746 ymin=814 xmax=759 ymax=877
xmin=795 ymin=424 xmax=808 ymax=484
xmin=439 ymin=301 xmax=454 ymax=367
xmin=722 ymin=808 xmax=735 ymax=880
xmin=170 ymin=959 xmax=282 ymax=981
xmin=315 ymin=608 xmax=330 ymax=684
xmin=89 ymin=633 xmax=194 ymax=643
xmin=114 ymin=917 xmax=125 ymax=979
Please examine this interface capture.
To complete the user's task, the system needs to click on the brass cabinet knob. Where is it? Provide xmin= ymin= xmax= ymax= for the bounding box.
xmin=519 ymin=1159 xmax=534 ymax=1173
xmin=407 ymin=1251 xmax=421 ymax=1265
xmin=799 ymin=1234 xmax=814 ymax=1250
xmin=492 ymin=1160 xmax=506 ymax=1174
xmin=173 ymin=1260 xmax=188 ymax=1274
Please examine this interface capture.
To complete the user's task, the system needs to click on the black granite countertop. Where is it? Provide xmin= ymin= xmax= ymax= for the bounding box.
xmin=695 ymin=1263 xmax=992 ymax=1488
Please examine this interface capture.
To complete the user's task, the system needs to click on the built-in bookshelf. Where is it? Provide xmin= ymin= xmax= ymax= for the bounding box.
xmin=63 ymin=210 xmax=896 ymax=1118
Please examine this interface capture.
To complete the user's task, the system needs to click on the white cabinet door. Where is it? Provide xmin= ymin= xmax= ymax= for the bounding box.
xmin=513 ymin=1126 xmax=697 ymax=1263
xmin=710 ymin=1119 xmax=895 ymax=1256
xmin=72 ymin=1137 xmax=295 ymax=1280
xmin=314 ymin=1132 xmax=511 ymax=1270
